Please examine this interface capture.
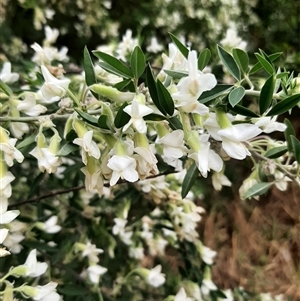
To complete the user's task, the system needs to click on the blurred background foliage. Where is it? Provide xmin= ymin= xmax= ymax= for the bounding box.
xmin=1 ymin=0 xmax=299 ymax=68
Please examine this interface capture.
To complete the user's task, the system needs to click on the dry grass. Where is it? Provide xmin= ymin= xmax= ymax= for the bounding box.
xmin=201 ymin=182 xmax=300 ymax=300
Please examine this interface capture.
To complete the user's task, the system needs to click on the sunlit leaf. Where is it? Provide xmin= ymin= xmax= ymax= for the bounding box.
xmin=229 ymin=86 xmax=245 ymax=107
xmin=232 ymin=48 xmax=249 ymax=74
xmin=254 ymin=53 xmax=274 ymax=75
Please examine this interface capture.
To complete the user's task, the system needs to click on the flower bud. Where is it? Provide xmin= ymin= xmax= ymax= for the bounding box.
xmin=90 ymin=84 xmax=135 ymax=103
xmin=10 ymin=265 xmax=29 ymax=276
xmin=21 ymin=285 xmax=38 ymax=297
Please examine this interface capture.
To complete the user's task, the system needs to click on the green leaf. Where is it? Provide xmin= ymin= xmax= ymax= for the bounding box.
xmin=243 ymin=182 xmax=273 ymax=199
xmin=57 ymin=143 xmax=79 ymax=156
xmin=98 ymin=115 xmax=111 ymax=130
xmin=276 ymin=72 xmax=289 ymax=79
xmin=130 ymin=46 xmax=146 ymax=79
xmin=114 ymin=78 xmax=133 ymax=91
xmin=229 ymin=86 xmax=245 ymax=107
xmin=254 ymin=53 xmax=275 ymax=75
xmin=198 ymin=48 xmax=211 ymax=71
xmin=198 ymin=84 xmax=233 ymax=104
xmin=259 ymin=75 xmax=275 ymax=115
xmin=284 ymin=119 xmax=296 ymax=153
xmin=217 ymin=45 xmax=240 ymax=81
xmin=83 ymin=46 xmax=97 ymax=87
xmin=265 ymin=146 xmax=288 ymax=159
xmin=181 ymin=162 xmax=198 ymax=198
xmin=291 ymin=136 xmax=300 ymax=164
xmin=268 ymin=52 xmax=283 ymax=61
xmin=232 ymin=48 xmax=249 ymax=74
xmin=169 ymin=33 xmax=189 ymax=58
xmin=0 ymin=79 xmax=13 ymax=96
xmin=168 ymin=116 xmax=183 ymax=130
xmin=163 ymin=69 xmax=188 ymax=79
xmin=146 ymin=64 xmax=166 ymax=115
xmin=93 ymin=50 xmax=133 ymax=78
xmin=249 ymin=52 xmax=282 ymax=75
xmin=114 ymin=102 xmax=130 ymax=128
xmin=144 ymin=113 xmax=166 ymax=121
xmin=229 ymin=104 xmax=259 ymax=117
xmin=74 ymin=108 xmax=99 ymax=126
xmin=17 ymin=134 xmax=36 ymax=149
xmin=156 ymin=80 xmax=174 ymax=116
xmin=266 ymin=93 xmax=300 ymax=116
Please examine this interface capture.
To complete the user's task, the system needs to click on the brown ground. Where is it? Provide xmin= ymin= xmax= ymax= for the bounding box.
xmin=202 ymin=183 xmax=300 ymax=300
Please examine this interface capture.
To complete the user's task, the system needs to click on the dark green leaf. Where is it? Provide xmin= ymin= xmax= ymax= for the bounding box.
xmin=268 ymin=52 xmax=283 ymax=61
xmin=266 ymin=93 xmax=300 ymax=116
xmin=98 ymin=115 xmax=111 ymax=130
xmin=74 ymin=108 xmax=99 ymax=126
xmin=168 ymin=116 xmax=183 ymax=130
xmin=17 ymin=134 xmax=36 ymax=149
xmin=146 ymin=64 xmax=166 ymax=115
xmin=114 ymin=102 xmax=130 ymax=128
xmin=0 ymin=79 xmax=13 ymax=96
xmin=198 ymin=84 xmax=233 ymax=104
xmin=114 ymin=78 xmax=132 ymax=91
xmin=156 ymin=80 xmax=174 ymax=116
xmin=57 ymin=143 xmax=79 ymax=156
xmin=249 ymin=52 xmax=282 ymax=75
xmin=181 ymin=163 xmax=198 ymax=198
xmin=229 ymin=104 xmax=259 ymax=117
xmin=276 ymin=72 xmax=289 ymax=79
xmin=163 ymin=69 xmax=188 ymax=79
xmin=217 ymin=45 xmax=240 ymax=81
xmin=130 ymin=46 xmax=146 ymax=79
xmin=284 ymin=119 xmax=296 ymax=153
xmin=93 ymin=50 xmax=133 ymax=78
xmin=243 ymin=182 xmax=273 ymax=199
xmin=229 ymin=86 xmax=245 ymax=107
xmin=198 ymin=48 xmax=211 ymax=71
xmin=259 ymin=75 xmax=275 ymax=115
xmin=265 ymin=146 xmax=288 ymax=159
xmin=65 ymin=129 xmax=77 ymax=142
xmin=144 ymin=113 xmax=166 ymax=121
xmin=291 ymin=136 xmax=300 ymax=164
xmin=232 ymin=48 xmax=249 ymax=74
xmin=254 ymin=53 xmax=274 ymax=75
xmin=169 ymin=33 xmax=189 ymax=58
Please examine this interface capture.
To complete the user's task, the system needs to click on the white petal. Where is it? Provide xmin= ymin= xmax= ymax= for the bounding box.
xmin=222 ymin=138 xmax=250 ymax=160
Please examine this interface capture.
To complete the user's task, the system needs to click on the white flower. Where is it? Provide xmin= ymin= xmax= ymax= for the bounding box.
xmin=36 ymin=216 xmax=61 ymax=234
xmin=9 ymin=122 xmax=29 ymax=139
xmin=129 ymin=246 xmax=144 ymax=260
xmin=239 ymin=177 xmax=259 ymax=200
xmin=147 ymin=265 xmax=166 ymax=287
xmin=134 ymin=147 xmax=159 ymax=179
xmin=23 ymin=249 xmax=48 ymax=277
xmin=0 ymin=134 xmax=24 ymax=167
xmin=0 ymin=171 xmax=15 ymax=198
xmin=157 ymin=129 xmax=187 ymax=159
xmin=73 ymin=131 xmax=100 ymax=165
xmin=81 ymin=166 xmax=103 ymax=194
xmin=218 ymin=124 xmax=262 ymax=160
xmin=0 ymin=228 xmax=9 ymax=244
xmin=17 ymin=93 xmax=47 ymax=117
xmin=172 ymin=51 xmax=216 ymax=114
xmin=30 ymin=147 xmax=62 ymax=174
xmin=2 ymin=231 xmax=24 ymax=254
xmin=123 ymin=99 xmax=153 ymax=133
xmin=274 ymin=171 xmax=292 ymax=191
xmin=116 ymin=29 xmax=138 ymax=61
xmin=146 ymin=37 xmax=163 ymax=53
xmin=38 ymin=65 xmax=70 ymax=103
xmin=175 ymin=287 xmax=194 ymax=301
xmin=253 ymin=116 xmax=286 ymax=133
xmin=112 ymin=218 xmax=127 ymax=235
xmin=44 ymin=26 xmax=59 ymax=45
xmin=199 ymin=244 xmax=217 ymax=265
xmin=0 ymin=62 xmax=19 ymax=84
xmin=0 ymin=210 xmax=20 ymax=224
xmin=87 ymin=264 xmax=108 ymax=284
xmin=33 ymin=282 xmax=60 ymax=301
xmin=81 ymin=242 xmax=103 ymax=263
xmin=212 ymin=172 xmax=232 ymax=191
xmin=188 ymin=134 xmax=223 ymax=178
xmin=201 ymin=279 xmax=217 ymax=295
xmin=107 ymin=155 xmax=139 ymax=186
xmin=220 ymin=28 xmax=247 ymax=50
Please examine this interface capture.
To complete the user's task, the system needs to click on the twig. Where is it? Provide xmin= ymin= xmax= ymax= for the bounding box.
xmin=8 ymin=170 xmax=177 ymax=209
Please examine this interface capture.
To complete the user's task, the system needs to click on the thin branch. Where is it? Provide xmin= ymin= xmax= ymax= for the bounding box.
xmin=8 ymin=170 xmax=177 ymax=209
